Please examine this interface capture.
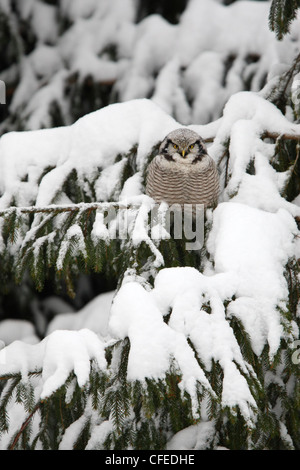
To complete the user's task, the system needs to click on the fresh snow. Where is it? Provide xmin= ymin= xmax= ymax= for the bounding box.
xmin=167 ymin=421 xmax=216 ymax=451
xmin=1 ymin=0 xmax=300 ymax=130
xmin=0 ymin=88 xmax=299 ymax=430
xmin=0 ymin=319 xmax=39 ymax=345
xmin=0 ymin=328 xmax=107 ymax=399
xmin=110 ymin=279 xmax=213 ymax=420
xmin=46 ymin=290 xmax=114 ymax=339
xmin=0 ymin=99 xmax=178 ymax=211
xmin=207 ymin=204 xmax=297 ymax=357
xmin=0 ymin=0 xmax=300 ymax=451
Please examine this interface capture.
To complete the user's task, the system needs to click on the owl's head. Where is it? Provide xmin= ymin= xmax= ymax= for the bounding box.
xmin=159 ymin=128 xmax=207 ymax=164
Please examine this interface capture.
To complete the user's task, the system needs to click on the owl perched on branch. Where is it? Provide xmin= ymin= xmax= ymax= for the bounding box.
xmin=146 ymin=129 xmax=220 ymax=214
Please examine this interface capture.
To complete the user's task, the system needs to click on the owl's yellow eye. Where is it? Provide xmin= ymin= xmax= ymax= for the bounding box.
xmin=173 ymin=144 xmax=178 ymax=149
xmin=189 ymin=144 xmax=194 ymax=150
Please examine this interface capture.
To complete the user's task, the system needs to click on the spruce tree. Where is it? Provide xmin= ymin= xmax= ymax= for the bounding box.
xmin=0 ymin=0 xmax=299 ymax=451
xmin=0 ymin=75 xmax=299 ymax=449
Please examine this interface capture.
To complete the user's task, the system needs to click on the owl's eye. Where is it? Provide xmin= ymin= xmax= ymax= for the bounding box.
xmin=189 ymin=144 xmax=194 ymax=150
xmin=173 ymin=144 xmax=178 ymax=149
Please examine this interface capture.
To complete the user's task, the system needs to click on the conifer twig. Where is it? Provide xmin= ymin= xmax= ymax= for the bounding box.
xmin=292 ymin=142 xmax=300 ymax=174
xmin=0 ymin=201 xmax=144 ymax=218
xmin=9 ymin=403 xmax=40 ymax=450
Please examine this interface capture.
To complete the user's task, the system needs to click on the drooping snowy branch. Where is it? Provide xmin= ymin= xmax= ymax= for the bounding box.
xmin=1 ymin=0 xmax=300 ymax=132
xmin=0 ymin=86 xmax=299 ymax=437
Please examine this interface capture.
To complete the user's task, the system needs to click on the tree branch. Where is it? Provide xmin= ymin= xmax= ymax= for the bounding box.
xmin=262 ymin=131 xmax=300 ymax=141
xmin=9 ymin=403 xmax=40 ymax=450
xmin=0 ymin=201 xmax=145 ymax=218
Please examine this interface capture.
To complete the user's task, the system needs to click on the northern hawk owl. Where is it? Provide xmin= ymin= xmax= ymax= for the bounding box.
xmin=146 ymin=128 xmax=219 ymax=214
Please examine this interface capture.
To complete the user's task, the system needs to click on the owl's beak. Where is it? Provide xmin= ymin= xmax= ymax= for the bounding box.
xmin=181 ymin=150 xmax=186 ymax=157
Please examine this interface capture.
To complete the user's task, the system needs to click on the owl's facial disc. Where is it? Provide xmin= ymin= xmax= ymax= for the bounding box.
xmin=160 ymin=131 xmax=207 ymax=163
xmin=181 ymin=141 xmax=206 ymax=162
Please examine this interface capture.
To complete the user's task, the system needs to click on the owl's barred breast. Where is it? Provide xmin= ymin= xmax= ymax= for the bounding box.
xmin=146 ymin=154 xmax=219 ymax=209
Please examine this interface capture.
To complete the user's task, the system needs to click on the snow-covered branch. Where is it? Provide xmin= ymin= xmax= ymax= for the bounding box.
xmin=0 ymin=201 xmax=146 ymax=218
xmin=0 ymin=0 xmax=299 ymax=451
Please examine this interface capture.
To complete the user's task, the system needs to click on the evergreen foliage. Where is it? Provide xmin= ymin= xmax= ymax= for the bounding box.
xmin=1 ymin=0 xmax=299 ymax=134
xmin=269 ymin=0 xmax=300 ymax=39
xmin=0 ymin=84 xmax=299 ymax=449
xmin=0 ymin=0 xmax=299 ymax=452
